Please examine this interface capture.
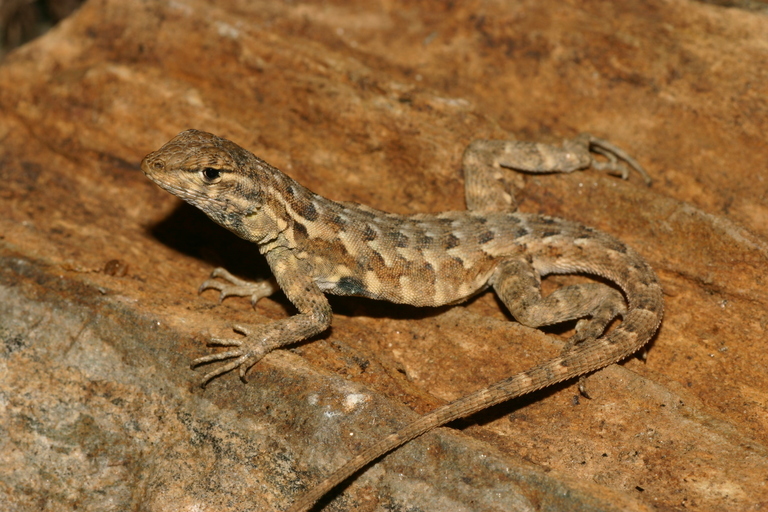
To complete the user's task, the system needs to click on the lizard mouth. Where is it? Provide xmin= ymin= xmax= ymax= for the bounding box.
xmin=148 ymin=175 xmax=229 ymax=212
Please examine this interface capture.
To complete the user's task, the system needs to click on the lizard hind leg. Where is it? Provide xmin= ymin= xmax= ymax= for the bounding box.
xmin=461 ymin=134 xmax=651 ymax=214
xmin=490 ymin=258 xmax=627 ymax=351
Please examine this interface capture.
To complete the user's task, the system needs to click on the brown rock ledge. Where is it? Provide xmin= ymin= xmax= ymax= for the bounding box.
xmin=1 ymin=1 xmax=767 ymax=511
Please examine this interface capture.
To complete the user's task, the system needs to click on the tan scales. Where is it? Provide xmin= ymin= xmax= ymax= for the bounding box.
xmin=141 ymin=129 xmax=663 ymax=512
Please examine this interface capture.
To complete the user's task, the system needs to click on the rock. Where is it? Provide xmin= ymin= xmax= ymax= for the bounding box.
xmin=1 ymin=1 xmax=767 ymax=511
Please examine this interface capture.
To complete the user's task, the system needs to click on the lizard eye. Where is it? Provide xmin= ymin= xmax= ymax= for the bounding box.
xmin=201 ymin=167 xmax=222 ymax=183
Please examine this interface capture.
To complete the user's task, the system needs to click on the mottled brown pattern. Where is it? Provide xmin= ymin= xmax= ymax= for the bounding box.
xmin=141 ymin=129 xmax=663 ymax=512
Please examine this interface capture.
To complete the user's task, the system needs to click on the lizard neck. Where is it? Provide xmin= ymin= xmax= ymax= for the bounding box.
xmin=237 ymin=157 xmax=335 ymax=251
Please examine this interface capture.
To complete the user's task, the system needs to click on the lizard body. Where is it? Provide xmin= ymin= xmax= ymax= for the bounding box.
xmin=141 ymin=129 xmax=663 ymax=512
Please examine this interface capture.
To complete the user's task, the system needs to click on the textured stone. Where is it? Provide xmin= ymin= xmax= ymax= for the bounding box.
xmin=1 ymin=1 xmax=767 ymax=511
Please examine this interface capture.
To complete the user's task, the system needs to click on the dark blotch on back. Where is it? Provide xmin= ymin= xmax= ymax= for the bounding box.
xmin=362 ymin=225 xmax=377 ymax=241
xmin=295 ymin=200 xmax=319 ymax=221
xmin=478 ymin=231 xmax=495 ymax=244
xmin=392 ymin=231 xmax=409 ymax=248
xmin=444 ymin=234 xmax=460 ymax=249
xmin=328 ymin=214 xmax=347 ymax=230
xmin=415 ymin=234 xmax=433 ymax=249
xmin=293 ymin=221 xmax=309 ymax=239
xmin=513 ymin=226 xmax=530 ymax=239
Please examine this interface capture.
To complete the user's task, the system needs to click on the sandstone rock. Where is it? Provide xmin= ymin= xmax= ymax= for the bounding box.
xmin=1 ymin=1 xmax=767 ymax=511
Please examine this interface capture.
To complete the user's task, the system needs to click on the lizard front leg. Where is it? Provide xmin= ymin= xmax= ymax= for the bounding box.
xmin=193 ymin=250 xmax=332 ymax=386
xmin=199 ymin=267 xmax=279 ymax=307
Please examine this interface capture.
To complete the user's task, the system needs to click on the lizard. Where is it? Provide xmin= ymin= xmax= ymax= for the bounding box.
xmin=140 ymin=129 xmax=663 ymax=512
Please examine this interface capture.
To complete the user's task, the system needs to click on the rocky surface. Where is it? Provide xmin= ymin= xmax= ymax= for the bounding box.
xmin=1 ymin=1 xmax=767 ymax=511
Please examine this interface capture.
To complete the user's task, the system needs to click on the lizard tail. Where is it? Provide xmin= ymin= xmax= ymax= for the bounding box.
xmin=286 ymin=223 xmax=663 ymax=512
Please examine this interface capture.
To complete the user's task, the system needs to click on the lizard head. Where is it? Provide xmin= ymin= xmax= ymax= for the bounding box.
xmin=141 ymin=129 xmax=273 ymax=240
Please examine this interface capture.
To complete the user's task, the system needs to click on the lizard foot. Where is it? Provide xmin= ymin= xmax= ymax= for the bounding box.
xmin=576 ymin=134 xmax=652 ymax=185
xmin=199 ymin=267 xmax=277 ymax=307
xmin=191 ymin=324 xmax=271 ymax=387
xmin=562 ymin=326 xmax=600 ymax=399
xmin=560 ymin=295 xmax=627 ymax=399
xmin=560 ymin=286 xmax=627 ymax=355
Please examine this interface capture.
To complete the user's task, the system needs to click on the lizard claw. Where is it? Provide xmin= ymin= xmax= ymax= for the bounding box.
xmin=193 ymin=351 xmax=249 ymax=386
xmin=207 ymin=336 xmax=244 ymax=347
xmin=192 ymin=323 xmax=271 ymax=387
xmin=588 ymin=145 xmax=630 ymax=180
xmin=585 ymin=135 xmax=652 ymax=185
xmin=232 ymin=324 xmax=254 ymax=336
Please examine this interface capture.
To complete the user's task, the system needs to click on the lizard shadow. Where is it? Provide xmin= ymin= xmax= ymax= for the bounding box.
xmin=149 ymin=202 xmax=273 ymax=281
